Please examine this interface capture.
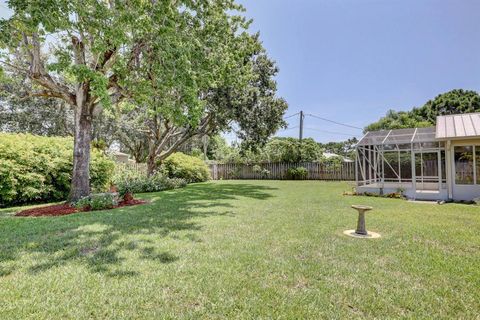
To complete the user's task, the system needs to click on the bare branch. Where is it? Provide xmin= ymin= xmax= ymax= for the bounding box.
xmin=155 ymin=114 xmax=213 ymax=161
xmin=0 ymin=60 xmax=29 ymax=74
xmin=29 ymin=90 xmax=66 ymax=100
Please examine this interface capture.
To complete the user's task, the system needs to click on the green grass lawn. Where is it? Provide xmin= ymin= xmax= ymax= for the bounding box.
xmin=0 ymin=181 xmax=479 ymax=319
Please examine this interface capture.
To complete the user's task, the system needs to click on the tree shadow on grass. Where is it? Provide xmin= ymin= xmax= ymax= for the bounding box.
xmin=0 ymin=182 xmax=276 ymax=277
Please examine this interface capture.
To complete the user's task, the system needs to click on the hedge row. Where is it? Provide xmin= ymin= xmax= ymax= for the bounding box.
xmin=0 ymin=133 xmax=114 ymax=207
xmin=159 ymin=152 xmax=210 ymax=183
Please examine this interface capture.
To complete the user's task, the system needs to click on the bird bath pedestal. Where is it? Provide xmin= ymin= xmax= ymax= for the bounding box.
xmin=352 ymin=205 xmax=371 ymax=235
xmin=343 ymin=205 xmax=381 ymax=238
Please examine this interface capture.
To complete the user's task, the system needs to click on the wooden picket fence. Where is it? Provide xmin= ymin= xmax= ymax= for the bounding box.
xmin=209 ymin=162 xmax=355 ymax=181
xmin=114 ymin=162 xmax=148 ymax=176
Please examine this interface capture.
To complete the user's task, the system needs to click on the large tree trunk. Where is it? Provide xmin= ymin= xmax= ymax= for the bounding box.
xmin=147 ymin=144 xmax=157 ymax=177
xmin=69 ymin=101 xmax=92 ymax=202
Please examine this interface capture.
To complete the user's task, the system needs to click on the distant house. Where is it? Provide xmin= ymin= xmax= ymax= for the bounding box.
xmin=111 ymin=151 xmax=135 ymax=164
xmin=356 ymin=113 xmax=480 ymax=201
xmin=323 ymin=152 xmax=354 ymax=163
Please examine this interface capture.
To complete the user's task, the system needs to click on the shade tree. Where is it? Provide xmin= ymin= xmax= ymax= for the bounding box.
xmin=0 ymin=0 xmax=266 ymax=200
xmin=117 ymin=35 xmax=288 ymax=175
xmin=365 ymin=89 xmax=480 ymax=132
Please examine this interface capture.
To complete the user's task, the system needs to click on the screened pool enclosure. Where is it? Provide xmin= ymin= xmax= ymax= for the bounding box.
xmin=356 ymin=113 xmax=480 ymax=201
xmin=356 ymin=127 xmax=448 ymax=199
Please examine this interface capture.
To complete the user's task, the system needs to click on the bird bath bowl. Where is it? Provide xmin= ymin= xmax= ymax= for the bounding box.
xmin=343 ymin=205 xmax=381 ymax=238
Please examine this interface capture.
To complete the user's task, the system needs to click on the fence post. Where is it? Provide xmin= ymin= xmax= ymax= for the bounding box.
xmin=204 ymin=162 xmax=355 ymax=181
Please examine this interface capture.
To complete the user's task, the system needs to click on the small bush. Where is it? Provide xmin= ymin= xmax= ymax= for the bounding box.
xmin=160 ymin=152 xmax=210 ymax=183
xmin=74 ymin=193 xmax=119 ymax=211
xmin=113 ymin=171 xmax=187 ymax=197
xmin=286 ymin=167 xmax=308 ymax=180
xmin=252 ymin=165 xmax=270 ymax=177
xmin=0 ymin=133 xmax=115 ymax=207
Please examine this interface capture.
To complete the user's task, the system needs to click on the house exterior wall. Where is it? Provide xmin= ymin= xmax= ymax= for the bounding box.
xmin=447 ymin=138 xmax=480 ymax=201
xmin=356 ymin=184 xmax=448 ymax=201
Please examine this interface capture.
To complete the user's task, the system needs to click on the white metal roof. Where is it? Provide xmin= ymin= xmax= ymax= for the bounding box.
xmin=436 ymin=113 xmax=480 ymax=139
xmin=357 ymin=127 xmax=436 ymax=146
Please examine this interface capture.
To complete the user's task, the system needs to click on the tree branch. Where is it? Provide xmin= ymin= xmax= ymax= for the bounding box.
xmin=19 ymin=32 xmax=76 ymax=105
xmin=156 ymin=114 xmax=213 ymax=161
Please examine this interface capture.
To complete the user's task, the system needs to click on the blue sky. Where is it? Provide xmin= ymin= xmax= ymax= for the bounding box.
xmin=236 ymin=0 xmax=480 ymax=142
xmin=2 ymin=1 xmax=479 ymax=143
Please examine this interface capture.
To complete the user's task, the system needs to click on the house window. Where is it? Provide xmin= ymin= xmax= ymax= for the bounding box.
xmin=454 ymin=146 xmax=474 ymax=185
xmin=476 ymin=148 xmax=480 ymax=185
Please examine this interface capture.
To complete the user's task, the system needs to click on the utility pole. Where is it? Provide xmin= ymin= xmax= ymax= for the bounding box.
xmin=299 ymin=110 xmax=304 ymax=141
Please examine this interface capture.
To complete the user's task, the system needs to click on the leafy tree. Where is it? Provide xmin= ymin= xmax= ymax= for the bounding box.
xmin=118 ymin=40 xmax=288 ymax=175
xmin=0 ymin=0 xmax=263 ymax=200
xmin=318 ymin=138 xmax=358 ymax=159
xmin=113 ymin=104 xmax=150 ymax=163
xmin=223 ymin=137 xmax=322 ymax=163
xmin=210 ymin=136 xmax=360 ymax=164
xmin=262 ymin=138 xmax=320 ymax=162
xmin=365 ymin=89 xmax=480 ymax=132
xmin=157 ymin=134 xmax=233 ymax=161
xmin=0 ymin=73 xmax=73 ymax=136
xmin=364 ymin=109 xmax=431 ymax=132
xmin=420 ymin=89 xmax=480 ymax=123
xmin=1 ymin=65 xmax=125 ymax=150
xmin=205 ymin=135 xmax=234 ymax=161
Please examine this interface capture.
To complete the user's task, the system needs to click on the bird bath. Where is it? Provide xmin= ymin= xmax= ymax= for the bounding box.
xmin=343 ymin=205 xmax=381 ymax=238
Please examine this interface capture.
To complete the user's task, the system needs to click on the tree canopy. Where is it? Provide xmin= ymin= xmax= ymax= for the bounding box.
xmin=364 ymin=89 xmax=480 ymax=132
xmin=115 ymin=39 xmax=288 ymax=174
xmin=318 ymin=138 xmax=358 ymax=159
xmin=0 ymin=0 xmax=288 ymax=196
xmin=206 ymin=137 xmax=350 ymax=164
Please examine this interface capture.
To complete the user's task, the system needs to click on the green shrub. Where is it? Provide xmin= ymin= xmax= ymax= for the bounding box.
xmin=286 ymin=167 xmax=308 ymax=180
xmin=252 ymin=165 xmax=270 ymax=177
xmin=74 ymin=193 xmax=119 ymax=211
xmin=0 ymin=133 xmax=114 ymax=207
xmin=113 ymin=171 xmax=187 ymax=197
xmin=160 ymin=152 xmax=210 ymax=183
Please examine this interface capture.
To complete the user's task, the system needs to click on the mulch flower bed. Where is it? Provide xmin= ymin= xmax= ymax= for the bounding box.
xmin=15 ymin=197 xmax=147 ymax=217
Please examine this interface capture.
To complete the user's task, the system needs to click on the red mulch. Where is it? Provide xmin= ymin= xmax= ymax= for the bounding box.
xmin=15 ymin=203 xmax=78 ymax=217
xmin=118 ymin=198 xmax=146 ymax=207
xmin=15 ymin=198 xmax=147 ymax=217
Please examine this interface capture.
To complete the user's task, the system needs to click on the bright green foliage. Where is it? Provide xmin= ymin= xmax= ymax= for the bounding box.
xmin=286 ymin=167 xmax=308 ymax=180
xmin=263 ymin=138 xmax=321 ymax=162
xmin=160 ymin=153 xmax=210 ymax=183
xmin=115 ymin=36 xmax=288 ymax=169
xmin=365 ymin=89 xmax=480 ymax=131
xmin=364 ymin=109 xmax=432 ymax=132
xmin=1 ymin=0 xmax=266 ymax=197
xmin=237 ymin=137 xmax=322 ymax=163
xmin=206 ymin=135 xmax=234 ymax=160
xmin=0 ymin=133 xmax=114 ymax=206
xmin=252 ymin=164 xmax=270 ymax=177
xmin=420 ymin=89 xmax=480 ymax=122
xmin=74 ymin=193 xmax=118 ymax=211
xmin=113 ymin=171 xmax=187 ymax=198
xmin=318 ymin=138 xmax=358 ymax=159
xmin=0 ymin=71 xmax=120 ymax=147
xmin=208 ymin=49 xmax=289 ymax=151
xmin=205 ymin=137 xmax=356 ymax=164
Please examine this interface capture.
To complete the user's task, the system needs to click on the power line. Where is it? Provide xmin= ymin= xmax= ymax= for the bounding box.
xmin=305 ymin=113 xmax=363 ymax=130
xmin=304 ymin=127 xmax=358 ymax=137
xmin=278 ymin=126 xmax=299 ymax=132
xmin=283 ymin=112 xmax=300 ymax=119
